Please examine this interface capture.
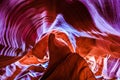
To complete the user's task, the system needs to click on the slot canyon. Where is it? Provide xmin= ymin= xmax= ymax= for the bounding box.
xmin=0 ymin=0 xmax=120 ymax=80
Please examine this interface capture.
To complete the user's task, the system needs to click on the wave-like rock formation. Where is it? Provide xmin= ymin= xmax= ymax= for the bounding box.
xmin=0 ymin=0 xmax=120 ymax=79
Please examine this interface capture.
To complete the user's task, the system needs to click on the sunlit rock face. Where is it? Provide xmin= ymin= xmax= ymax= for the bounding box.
xmin=40 ymin=33 xmax=96 ymax=80
xmin=0 ymin=0 xmax=120 ymax=79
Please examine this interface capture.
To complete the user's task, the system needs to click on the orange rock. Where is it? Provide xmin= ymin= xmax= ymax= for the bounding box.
xmin=75 ymin=37 xmax=96 ymax=57
xmin=40 ymin=33 xmax=96 ymax=80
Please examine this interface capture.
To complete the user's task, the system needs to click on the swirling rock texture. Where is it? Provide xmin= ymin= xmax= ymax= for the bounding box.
xmin=0 ymin=0 xmax=120 ymax=80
